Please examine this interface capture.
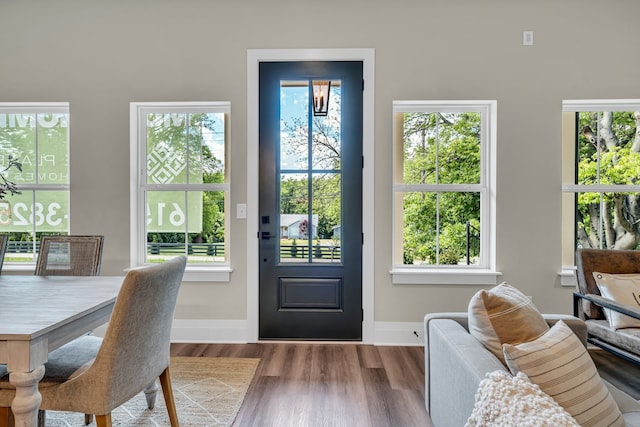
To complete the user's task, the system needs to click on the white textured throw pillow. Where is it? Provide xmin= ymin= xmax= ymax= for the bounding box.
xmin=468 ymin=282 xmax=549 ymax=363
xmin=503 ymin=320 xmax=625 ymax=427
xmin=465 ymin=370 xmax=579 ymax=427
xmin=592 ymin=272 xmax=640 ymax=329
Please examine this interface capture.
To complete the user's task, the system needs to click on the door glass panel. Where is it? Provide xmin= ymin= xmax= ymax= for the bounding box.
xmin=279 ymin=173 xmax=309 ymax=263
xmin=280 ymin=81 xmax=309 ymax=170
xmin=312 ymin=81 xmax=341 ymax=170
xmin=312 ymin=173 xmax=341 ymax=263
xmin=278 ymin=79 xmax=343 ymax=265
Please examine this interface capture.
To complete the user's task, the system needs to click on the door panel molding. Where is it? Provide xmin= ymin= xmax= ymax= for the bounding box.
xmin=279 ymin=278 xmax=342 ymax=310
xmin=247 ymin=48 xmax=375 ymax=343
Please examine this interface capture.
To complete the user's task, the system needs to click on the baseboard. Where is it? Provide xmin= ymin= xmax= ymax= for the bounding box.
xmin=373 ymin=321 xmax=424 ymax=346
xmin=171 ymin=319 xmax=249 ymax=343
xmin=93 ymin=319 xmax=425 ymax=346
xmin=174 ymin=320 xmax=427 ymax=345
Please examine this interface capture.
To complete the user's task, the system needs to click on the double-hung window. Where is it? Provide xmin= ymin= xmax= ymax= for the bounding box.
xmin=561 ymin=100 xmax=640 ymax=284
xmin=0 ymin=103 xmax=70 ymax=267
xmin=391 ymin=101 xmax=498 ymax=285
xmin=130 ymin=102 xmax=231 ymax=281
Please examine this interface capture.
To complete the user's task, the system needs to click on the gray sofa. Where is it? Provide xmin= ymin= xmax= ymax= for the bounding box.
xmin=424 ymin=312 xmax=640 ymax=427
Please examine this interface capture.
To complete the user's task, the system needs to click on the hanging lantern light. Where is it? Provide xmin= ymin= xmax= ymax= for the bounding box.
xmin=312 ymin=80 xmax=331 ymax=116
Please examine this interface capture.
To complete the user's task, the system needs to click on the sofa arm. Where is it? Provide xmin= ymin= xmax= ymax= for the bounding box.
xmin=542 ymin=314 xmax=588 ymax=347
xmin=423 ymin=313 xmax=588 ymax=427
xmin=425 ymin=318 xmax=506 ymax=427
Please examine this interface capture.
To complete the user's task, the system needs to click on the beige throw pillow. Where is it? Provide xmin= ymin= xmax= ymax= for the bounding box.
xmin=503 ymin=320 xmax=625 ymax=427
xmin=468 ymin=282 xmax=549 ymax=363
xmin=592 ymin=272 xmax=640 ymax=329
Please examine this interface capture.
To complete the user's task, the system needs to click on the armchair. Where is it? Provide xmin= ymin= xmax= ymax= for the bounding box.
xmin=574 ymin=248 xmax=640 ymax=364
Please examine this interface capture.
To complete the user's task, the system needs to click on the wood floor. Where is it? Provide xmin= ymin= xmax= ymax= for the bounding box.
xmin=170 ymin=342 xmax=433 ymax=427
xmin=590 ymin=347 xmax=640 ymax=399
xmin=169 ymin=342 xmax=639 ymax=427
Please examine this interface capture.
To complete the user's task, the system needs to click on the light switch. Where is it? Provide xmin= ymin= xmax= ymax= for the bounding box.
xmin=523 ymin=31 xmax=534 ymax=46
xmin=236 ymin=203 xmax=247 ymax=219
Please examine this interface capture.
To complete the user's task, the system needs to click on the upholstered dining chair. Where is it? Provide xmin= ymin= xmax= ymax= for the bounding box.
xmin=0 ymin=235 xmax=8 ymax=274
xmin=35 ymin=235 xmax=104 ymax=276
xmin=0 ymin=255 xmax=187 ymax=427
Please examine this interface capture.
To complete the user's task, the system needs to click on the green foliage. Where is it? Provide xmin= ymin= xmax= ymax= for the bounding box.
xmin=401 ymin=112 xmax=481 ymax=265
xmin=575 ymin=111 xmax=640 ymax=250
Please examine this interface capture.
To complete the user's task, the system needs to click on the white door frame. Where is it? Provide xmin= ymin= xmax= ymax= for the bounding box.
xmin=246 ymin=48 xmax=375 ymax=343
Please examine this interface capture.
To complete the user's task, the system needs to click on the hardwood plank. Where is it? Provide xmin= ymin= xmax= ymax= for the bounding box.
xmin=361 ymin=367 xmax=401 ymax=426
xmin=356 ymin=344 xmax=383 ymax=368
xmin=378 ymin=346 xmax=425 ymax=391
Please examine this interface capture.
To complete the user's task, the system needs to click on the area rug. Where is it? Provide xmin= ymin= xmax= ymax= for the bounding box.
xmin=45 ymin=356 xmax=260 ymax=426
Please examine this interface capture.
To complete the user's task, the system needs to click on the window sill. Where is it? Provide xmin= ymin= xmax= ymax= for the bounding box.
xmin=182 ymin=266 xmax=232 ymax=282
xmin=2 ymin=264 xmax=36 ymax=274
xmin=559 ymin=266 xmax=577 ymax=287
xmin=127 ymin=266 xmax=232 ymax=282
xmin=390 ymin=268 xmax=502 ymax=285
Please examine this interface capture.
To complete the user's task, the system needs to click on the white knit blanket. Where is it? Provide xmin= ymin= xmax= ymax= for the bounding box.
xmin=465 ymin=371 xmax=580 ymax=427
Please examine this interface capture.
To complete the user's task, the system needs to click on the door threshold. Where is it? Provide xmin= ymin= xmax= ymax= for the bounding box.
xmin=257 ymin=340 xmax=364 ymax=345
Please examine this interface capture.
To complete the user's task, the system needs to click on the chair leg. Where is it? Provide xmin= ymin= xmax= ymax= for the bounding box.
xmin=85 ymin=413 xmax=94 ymax=424
xmin=95 ymin=413 xmax=112 ymax=427
xmin=0 ymin=407 xmax=9 ymax=427
xmin=144 ymin=379 xmax=159 ymax=409
xmin=159 ymin=367 xmax=180 ymax=427
xmin=37 ymin=409 xmax=45 ymax=427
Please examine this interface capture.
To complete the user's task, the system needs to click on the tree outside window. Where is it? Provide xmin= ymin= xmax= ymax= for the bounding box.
xmin=392 ymin=101 xmax=495 ymax=271
xmin=562 ymin=101 xmax=640 ymax=267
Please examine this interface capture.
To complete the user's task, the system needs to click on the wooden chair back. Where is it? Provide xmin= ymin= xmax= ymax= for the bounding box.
xmin=35 ymin=235 xmax=104 ymax=276
xmin=0 ymin=235 xmax=7 ymax=274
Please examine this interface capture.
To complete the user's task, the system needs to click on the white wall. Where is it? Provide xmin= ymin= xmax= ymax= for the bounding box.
xmin=2 ymin=0 xmax=639 ymax=341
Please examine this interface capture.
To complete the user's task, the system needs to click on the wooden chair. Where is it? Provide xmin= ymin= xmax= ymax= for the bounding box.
xmin=0 ymin=256 xmax=187 ymax=427
xmin=35 ymin=235 xmax=103 ymax=276
xmin=0 ymin=235 xmax=7 ymax=274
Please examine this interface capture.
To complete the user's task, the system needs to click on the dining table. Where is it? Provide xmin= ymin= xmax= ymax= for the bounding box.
xmin=0 ymin=275 xmax=123 ymax=427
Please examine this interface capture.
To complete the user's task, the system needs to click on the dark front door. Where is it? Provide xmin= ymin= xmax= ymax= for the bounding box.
xmin=259 ymin=61 xmax=363 ymax=340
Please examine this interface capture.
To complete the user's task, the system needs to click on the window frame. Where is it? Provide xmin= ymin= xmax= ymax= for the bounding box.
xmin=390 ymin=100 xmax=499 ymax=285
xmin=129 ymin=101 xmax=232 ymax=281
xmin=560 ymin=99 xmax=640 ymax=286
xmin=0 ymin=102 xmax=70 ymax=271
